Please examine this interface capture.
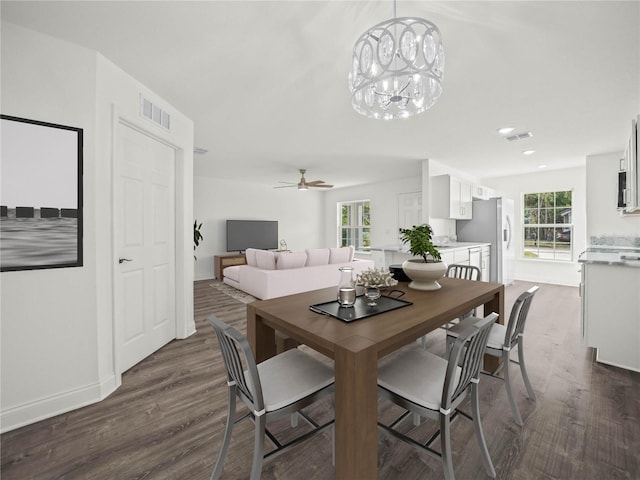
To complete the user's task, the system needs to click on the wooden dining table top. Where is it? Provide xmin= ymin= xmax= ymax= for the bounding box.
xmin=247 ymin=277 xmax=504 ymax=362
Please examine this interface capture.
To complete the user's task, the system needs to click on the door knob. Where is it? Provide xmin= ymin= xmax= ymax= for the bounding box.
xmin=118 ymin=258 xmax=132 ymax=264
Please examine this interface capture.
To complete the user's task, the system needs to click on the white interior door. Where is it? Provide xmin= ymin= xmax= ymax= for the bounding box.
xmin=398 ymin=192 xmax=422 ymax=235
xmin=115 ymin=121 xmax=176 ymax=373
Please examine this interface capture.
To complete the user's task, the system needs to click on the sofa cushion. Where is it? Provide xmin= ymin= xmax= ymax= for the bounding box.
xmin=276 ymin=251 xmax=307 ymax=270
xmin=329 ymin=247 xmax=352 ymax=264
xmin=245 ymin=248 xmax=258 ymax=267
xmin=305 ymin=248 xmax=330 ymax=266
xmin=255 ymin=249 xmax=276 ymax=270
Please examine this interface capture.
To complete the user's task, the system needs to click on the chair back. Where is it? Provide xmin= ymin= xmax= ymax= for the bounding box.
xmin=446 ymin=264 xmax=481 ymax=281
xmin=442 ymin=313 xmax=498 ymax=411
xmin=503 ymin=286 xmax=539 ymax=349
xmin=209 ymin=316 xmax=265 ymax=413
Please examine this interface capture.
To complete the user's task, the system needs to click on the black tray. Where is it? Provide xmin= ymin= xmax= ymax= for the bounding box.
xmin=309 ymin=294 xmax=413 ymax=323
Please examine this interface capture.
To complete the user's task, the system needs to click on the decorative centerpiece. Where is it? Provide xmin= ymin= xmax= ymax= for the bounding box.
xmin=399 ymin=224 xmax=447 ymax=290
xmin=355 ymin=267 xmax=398 ymax=306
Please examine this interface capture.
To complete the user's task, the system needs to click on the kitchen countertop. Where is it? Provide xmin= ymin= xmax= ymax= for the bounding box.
xmin=578 ymin=249 xmax=640 ymax=267
xmin=371 ymin=242 xmax=491 ymax=254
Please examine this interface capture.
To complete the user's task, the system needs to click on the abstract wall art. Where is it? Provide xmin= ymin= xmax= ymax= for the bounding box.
xmin=1 ymin=115 xmax=83 ymax=271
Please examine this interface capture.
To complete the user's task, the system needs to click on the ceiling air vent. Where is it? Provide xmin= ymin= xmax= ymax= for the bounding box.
xmin=140 ymin=94 xmax=170 ymax=131
xmin=505 ymin=131 xmax=533 ymax=141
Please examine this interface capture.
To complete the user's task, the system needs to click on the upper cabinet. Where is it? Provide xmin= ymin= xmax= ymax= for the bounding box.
xmin=472 ymin=184 xmax=497 ymax=200
xmin=430 ymin=174 xmax=472 ymax=219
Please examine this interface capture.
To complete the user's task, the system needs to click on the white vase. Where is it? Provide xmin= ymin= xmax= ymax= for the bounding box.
xmin=401 ymin=259 xmax=447 ymax=291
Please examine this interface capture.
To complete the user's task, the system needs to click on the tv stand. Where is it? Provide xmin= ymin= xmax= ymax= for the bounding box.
xmin=214 ymin=253 xmax=246 ymax=281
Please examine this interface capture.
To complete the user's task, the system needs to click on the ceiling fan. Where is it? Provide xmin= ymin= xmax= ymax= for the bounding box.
xmin=274 ymin=169 xmax=334 ymax=190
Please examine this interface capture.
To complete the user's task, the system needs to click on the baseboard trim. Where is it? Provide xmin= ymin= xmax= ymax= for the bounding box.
xmin=1 ymin=374 xmax=118 ymax=434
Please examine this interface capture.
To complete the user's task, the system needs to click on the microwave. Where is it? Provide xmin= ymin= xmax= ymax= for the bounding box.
xmin=618 ymin=116 xmax=639 ymax=213
xmin=618 ymin=170 xmax=627 ymax=209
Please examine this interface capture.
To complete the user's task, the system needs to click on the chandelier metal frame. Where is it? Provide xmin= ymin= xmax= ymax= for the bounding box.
xmin=349 ymin=11 xmax=445 ymax=120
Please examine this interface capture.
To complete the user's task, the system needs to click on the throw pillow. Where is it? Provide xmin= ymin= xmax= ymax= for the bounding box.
xmin=276 ymin=252 xmax=307 ymax=270
xmin=255 ymin=249 xmax=276 ymax=270
xmin=306 ymin=248 xmax=330 ymax=266
xmin=245 ymin=248 xmax=258 ymax=267
xmin=329 ymin=247 xmax=351 ymax=264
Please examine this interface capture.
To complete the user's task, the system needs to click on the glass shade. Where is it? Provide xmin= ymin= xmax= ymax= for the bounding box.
xmin=349 ymin=17 xmax=445 ymax=120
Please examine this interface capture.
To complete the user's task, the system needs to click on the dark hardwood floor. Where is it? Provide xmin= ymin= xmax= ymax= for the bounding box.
xmin=2 ymin=280 xmax=639 ymax=479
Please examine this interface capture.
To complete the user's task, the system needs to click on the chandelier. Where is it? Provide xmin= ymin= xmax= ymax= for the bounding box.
xmin=349 ymin=4 xmax=445 ymax=120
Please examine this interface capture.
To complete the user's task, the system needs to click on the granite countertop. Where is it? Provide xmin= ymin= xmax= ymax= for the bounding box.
xmin=371 ymin=242 xmax=491 ymax=253
xmin=578 ymin=249 xmax=640 ymax=267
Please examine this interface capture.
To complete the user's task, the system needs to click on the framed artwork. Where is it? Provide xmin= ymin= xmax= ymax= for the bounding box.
xmin=1 ymin=115 xmax=83 ymax=271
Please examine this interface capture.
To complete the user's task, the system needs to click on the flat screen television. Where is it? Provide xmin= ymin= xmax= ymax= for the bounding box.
xmin=226 ymin=220 xmax=278 ymax=253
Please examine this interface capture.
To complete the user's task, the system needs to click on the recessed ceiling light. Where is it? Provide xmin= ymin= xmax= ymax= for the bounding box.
xmin=522 ymin=149 xmax=536 ymax=155
xmin=497 ymin=127 xmax=515 ymax=135
xmin=538 ymin=164 xmax=548 ymax=169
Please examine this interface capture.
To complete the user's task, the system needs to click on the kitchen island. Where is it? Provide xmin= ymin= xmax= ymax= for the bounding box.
xmin=372 ymin=242 xmax=491 ymax=281
xmin=579 ymin=248 xmax=640 ymax=372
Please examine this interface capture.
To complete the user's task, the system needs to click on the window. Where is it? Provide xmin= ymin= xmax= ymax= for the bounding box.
xmin=338 ymin=200 xmax=370 ymax=252
xmin=523 ymin=191 xmax=572 ymax=261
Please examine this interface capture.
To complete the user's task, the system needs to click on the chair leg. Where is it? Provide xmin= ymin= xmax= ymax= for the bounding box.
xmin=439 ymin=412 xmax=455 ymax=480
xmin=517 ymin=337 xmax=536 ymax=401
xmin=412 ymin=412 xmax=421 ymax=426
xmin=502 ymin=350 xmax=524 ymax=426
xmin=211 ymin=388 xmax=237 ymax=480
xmin=250 ymin=413 xmax=266 ymax=480
xmin=421 ymin=335 xmax=427 ymax=349
xmin=471 ymin=383 xmax=496 ymax=478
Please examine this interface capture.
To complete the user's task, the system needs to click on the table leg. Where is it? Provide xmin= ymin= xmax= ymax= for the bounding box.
xmin=482 ymin=285 xmax=505 ymax=372
xmin=246 ymin=304 xmax=276 ymax=362
xmin=334 ymin=335 xmax=378 ymax=480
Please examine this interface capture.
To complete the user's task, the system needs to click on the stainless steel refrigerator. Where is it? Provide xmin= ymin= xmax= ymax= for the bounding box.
xmin=456 ymin=197 xmax=515 ymax=285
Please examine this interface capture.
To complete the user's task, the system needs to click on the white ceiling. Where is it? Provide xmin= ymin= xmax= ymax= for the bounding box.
xmin=2 ymin=1 xmax=639 ymax=189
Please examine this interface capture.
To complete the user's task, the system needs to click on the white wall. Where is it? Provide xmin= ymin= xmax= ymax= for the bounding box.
xmin=193 ymin=176 xmax=325 ymax=280
xmin=322 ymin=176 xmax=422 ymax=253
xmin=586 ymin=152 xmax=640 ymax=240
xmin=1 ymin=22 xmax=193 ymax=432
xmin=485 ymin=167 xmax=587 ymax=286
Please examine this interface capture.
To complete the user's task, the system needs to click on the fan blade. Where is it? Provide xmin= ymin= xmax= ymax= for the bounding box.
xmin=306 ymin=180 xmax=326 ymax=185
xmin=309 ymin=184 xmax=333 ymax=188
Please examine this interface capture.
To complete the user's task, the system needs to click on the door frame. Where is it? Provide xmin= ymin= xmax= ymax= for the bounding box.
xmin=110 ymin=107 xmax=193 ymax=385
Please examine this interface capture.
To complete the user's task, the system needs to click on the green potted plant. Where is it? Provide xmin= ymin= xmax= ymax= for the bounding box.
xmin=398 ymin=224 xmax=447 ymax=290
xmin=194 ymin=220 xmax=203 ymax=260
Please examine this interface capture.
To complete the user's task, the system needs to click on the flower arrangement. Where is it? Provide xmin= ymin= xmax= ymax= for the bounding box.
xmin=355 ymin=267 xmax=398 ymax=288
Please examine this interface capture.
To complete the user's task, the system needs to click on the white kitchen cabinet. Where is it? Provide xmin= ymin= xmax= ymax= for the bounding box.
xmin=441 ymin=247 xmax=470 ymax=267
xmin=472 ymin=184 xmax=496 ymax=200
xmin=481 ymin=245 xmax=491 ymax=282
xmin=580 ymin=261 xmax=640 ymax=372
xmin=469 ymin=247 xmax=482 ymax=272
xmin=430 ymin=174 xmax=472 ymax=219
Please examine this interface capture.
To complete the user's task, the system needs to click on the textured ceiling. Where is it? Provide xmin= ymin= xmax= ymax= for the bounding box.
xmin=2 ymin=1 xmax=639 ymax=189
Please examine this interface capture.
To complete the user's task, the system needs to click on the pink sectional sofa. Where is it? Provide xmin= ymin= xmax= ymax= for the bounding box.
xmin=222 ymin=246 xmax=375 ymax=300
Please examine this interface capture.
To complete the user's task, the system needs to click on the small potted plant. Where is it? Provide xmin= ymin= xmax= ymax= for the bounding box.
xmin=194 ymin=219 xmax=203 ymax=260
xmin=398 ymin=224 xmax=447 ymax=290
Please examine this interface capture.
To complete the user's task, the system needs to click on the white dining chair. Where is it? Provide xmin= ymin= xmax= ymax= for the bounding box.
xmin=208 ymin=315 xmax=335 ymax=480
xmin=378 ymin=313 xmax=499 ymax=480
xmin=446 ymin=285 xmax=539 ymax=426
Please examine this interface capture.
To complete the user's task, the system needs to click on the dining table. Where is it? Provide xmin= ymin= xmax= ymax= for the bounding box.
xmin=246 ymin=276 xmax=504 ymax=480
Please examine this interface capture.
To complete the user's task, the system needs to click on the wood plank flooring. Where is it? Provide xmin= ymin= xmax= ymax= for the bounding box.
xmin=2 ymin=280 xmax=639 ymax=479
